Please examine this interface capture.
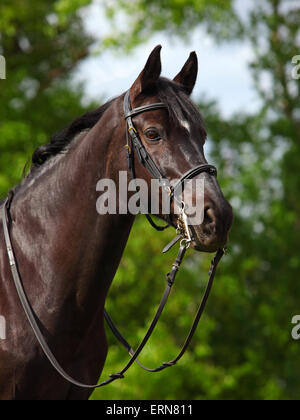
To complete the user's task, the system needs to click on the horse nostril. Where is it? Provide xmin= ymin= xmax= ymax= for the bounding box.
xmin=203 ymin=206 xmax=215 ymax=226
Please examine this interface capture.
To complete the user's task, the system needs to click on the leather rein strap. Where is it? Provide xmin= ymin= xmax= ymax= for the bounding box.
xmin=1 ymin=91 xmax=225 ymax=389
xmin=2 ymin=198 xmax=224 ymax=389
xmin=104 ymin=248 xmax=224 ymax=374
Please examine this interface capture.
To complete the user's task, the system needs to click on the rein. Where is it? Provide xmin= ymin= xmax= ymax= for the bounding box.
xmin=1 ymin=91 xmax=225 ymax=389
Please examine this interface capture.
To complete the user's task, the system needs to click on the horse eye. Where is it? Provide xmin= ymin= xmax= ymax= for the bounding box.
xmin=144 ymin=128 xmax=161 ymax=142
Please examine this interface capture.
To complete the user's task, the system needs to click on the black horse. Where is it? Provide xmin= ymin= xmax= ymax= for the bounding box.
xmin=0 ymin=46 xmax=233 ymax=400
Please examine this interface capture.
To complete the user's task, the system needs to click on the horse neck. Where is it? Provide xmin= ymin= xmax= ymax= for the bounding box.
xmin=11 ymin=95 xmax=134 ymax=312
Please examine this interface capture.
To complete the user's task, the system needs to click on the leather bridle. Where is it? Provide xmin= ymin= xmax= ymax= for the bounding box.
xmin=1 ymin=91 xmax=225 ymax=389
xmin=123 ymin=90 xmax=218 ymax=230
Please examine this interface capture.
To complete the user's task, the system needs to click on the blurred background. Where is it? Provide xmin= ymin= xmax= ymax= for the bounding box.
xmin=0 ymin=0 xmax=300 ymax=400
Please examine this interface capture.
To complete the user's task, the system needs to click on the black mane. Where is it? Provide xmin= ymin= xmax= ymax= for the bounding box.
xmin=30 ymin=78 xmax=206 ymax=172
xmin=1 ymin=79 xmax=207 ymax=205
xmin=31 ymin=99 xmax=115 ymax=169
xmin=1 ymin=78 xmax=210 ymax=205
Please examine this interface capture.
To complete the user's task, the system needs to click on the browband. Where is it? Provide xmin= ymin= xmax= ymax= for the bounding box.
xmin=125 ymin=103 xmax=167 ymax=119
xmin=124 ymin=91 xmax=167 ymax=120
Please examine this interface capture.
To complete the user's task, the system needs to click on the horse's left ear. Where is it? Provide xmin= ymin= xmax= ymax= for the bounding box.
xmin=173 ymin=52 xmax=198 ymax=95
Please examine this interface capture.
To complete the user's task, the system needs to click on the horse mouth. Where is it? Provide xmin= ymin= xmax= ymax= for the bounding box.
xmin=189 ymin=225 xmax=228 ymax=253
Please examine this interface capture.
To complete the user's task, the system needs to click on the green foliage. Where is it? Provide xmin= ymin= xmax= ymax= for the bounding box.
xmin=101 ymin=0 xmax=242 ymax=51
xmin=0 ymin=0 xmax=95 ymax=197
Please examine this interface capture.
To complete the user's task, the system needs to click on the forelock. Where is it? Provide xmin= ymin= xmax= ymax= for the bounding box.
xmin=156 ymin=78 xmax=207 ymax=140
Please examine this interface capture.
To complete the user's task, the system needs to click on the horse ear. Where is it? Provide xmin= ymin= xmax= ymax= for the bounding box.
xmin=173 ymin=52 xmax=198 ymax=95
xmin=130 ymin=45 xmax=162 ymax=100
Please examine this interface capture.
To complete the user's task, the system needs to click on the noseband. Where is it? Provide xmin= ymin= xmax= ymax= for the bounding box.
xmin=1 ymin=91 xmax=225 ymax=390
